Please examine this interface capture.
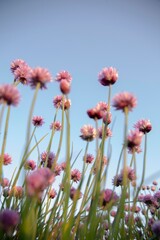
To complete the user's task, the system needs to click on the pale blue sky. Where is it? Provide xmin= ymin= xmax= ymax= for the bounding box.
xmin=0 ymin=0 xmax=160 ymax=185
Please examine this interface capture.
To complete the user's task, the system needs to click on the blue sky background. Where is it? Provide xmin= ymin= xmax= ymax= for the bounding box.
xmin=0 ymin=0 xmax=160 ymax=186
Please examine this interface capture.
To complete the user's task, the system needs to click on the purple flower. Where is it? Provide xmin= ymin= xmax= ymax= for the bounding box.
xmin=32 ymin=116 xmax=44 ymax=127
xmin=112 ymin=174 xmax=123 ymax=187
xmin=152 ymin=220 xmax=160 ymax=237
xmin=85 ymin=154 xmax=94 ymax=164
xmin=112 ymin=92 xmax=137 ymax=112
xmin=98 ymin=67 xmax=118 ymax=86
xmin=71 ymin=169 xmax=82 ymax=183
xmin=70 ymin=187 xmax=82 ymax=200
xmin=100 ymin=188 xmax=119 ymax=207
xmin=0 ymin=84 xmax=20 ymax=106
xmin=134 ymin=119 xmax=152 ymax=134
xmin=80 ymin=125 xmax=96 ymax=141
xmin=0 ymin=209 xmax=20 ymax=234
xmin=24 ymin=160 xmax=36 ymax=171
xmin=29 ymin=67 xmax=52 ymax=89
xmin=41 ymin=151 xmax=55 ymax=169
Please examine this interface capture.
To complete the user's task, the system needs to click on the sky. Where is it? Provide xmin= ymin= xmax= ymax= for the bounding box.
xmin=0 ymin=0 xmax=160 ymax=187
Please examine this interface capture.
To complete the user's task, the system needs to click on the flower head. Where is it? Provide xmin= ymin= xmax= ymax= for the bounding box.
xmin=112 ymin=92 xmax=137 ymax=112
xmin=49 ymin=188 xmax=57 ymax=199
xmin=0 ymin=178 xmax=10 ymax=188
xmin=0 ymin=84 xmax=20 ymax=106
xmin=87 ymin=102 xmax=108 ymax=120
xmin=24 ymin=160 xmax=36 ymax=171
xmin=98 ymin=67 xmax=118 ymax=86
xmin=41 ymin=151 xmax=55 ymax=169
xmin=53 ymin=95 xmax=71 ymax=110
xmin=134 ymin=119 xmax=152 ymax=134
xmin=55 ymin=70 xmax=72 ymax=83
xmin=152 ymin=220 xmax=160 ymax=237
xmin=80 ymin=125 xmax=96 ymax=141
xmin=50 ymin=121 xmax=62 ymax=131
xmin=100 ymin=188 xmax=119 ymax=207
xmin=98 ymin=126 xmax=112 ymax=139
xmin=32 ymin=116 xmax=44 ymax=127
xmin=10 ymin=59 xmax=27 ymax=73
xmin=13 ymin=64 xmax=31 ymax=85
xmin=71 ymin=169 xmax=81 ymax=183
xmin=10 ymin=186 xmax=23 ymax=198
xmin=0 ymin=209 xmax=20 ymax=234
xmin=29 ymin=67 xmax=52 ymax=89
xmin=127 ymin=129 xmax=143 ymax=152
xmin=70 ymin=187 xmax=82 ymax=200
xmin=85 ymin=154 xmax=94 ymax=164
xmin=0 ymin=153 xmax=12 ymax=165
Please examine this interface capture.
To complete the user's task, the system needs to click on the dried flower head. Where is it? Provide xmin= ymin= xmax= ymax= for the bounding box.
xmin=98 ymin=67 xmax=118 ymax=86
xmin=0 ymin=84 xmax=20 ymax=106
xmin=29 ymin=67 xmax=52 ymax=89
xmin=112 ymin=92 xmax=137 ymax=112
xmin=134 ymin=119 xmax=152 ymax=134
xmin=80 ymin=125 xmax=96 ymax=141
xmin=32 ymin=116 xmax=44 ymax=127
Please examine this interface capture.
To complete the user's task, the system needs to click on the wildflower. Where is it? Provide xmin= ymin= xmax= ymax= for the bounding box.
xmin=134 ymin=119 xmax=152 ymax=134
xmin=60 ymin=79 xmax=71 ymax=94
xmin=80 ymin=125 xmax=96 ymax=141
xmin=10 ymin=59 xmax=27 ymax=73
xmin=24 ymin=160 xmax=36 ymax=170
xmin=32 ymin=116 xmax=44 ymax=127
xmin=0 ymin=178 xmax=9 ymax=188
xmin=154 ymin=191 xmax=160 ymax=202
xmin=41 ymin=151 xmax=55 ymax=169
xmin=70 ymin=187 xmax=82 ymax=200
xmin=103 ymin=112 xmax=112 ymax=125
xmin=0 ymin=209 xmax=20 ymax=234
xmin=152 ymin=220 xmax=160 ymax=237
xmin=98 ymin=67 xmax=118 ymax=86
xmin=50 ymin=121 xmax=62 ymax=131
xmin=100 ymin=188 xmax=119 ymax=207
xmin=85 ymin=154 xmax=94 ymax=164
xmin=60 ymin=162 xmax=66 ymax=170
xmin=143 ymin=194 xmax=155 ymax=206
xmin=87 ymin=102 xmax=108 ymax=120
xmin=98 ymin=126 xmax=112 ymax=139
xmin=153 ymin=180 xmax=158 ymax=186
xmin=121 ymin=166 xmax=136 ymax=182
xmin=130 ymin=205 xmax=141 ymax=213
xmin=54 ymin=164 xmax=62 ymax=176
xmin=127 ymin=129 xmax=143 ymax=153
xmin=0 ymin=153 xmax=12 ymax=165
xmin=0 ymin=84 xmax=20 ymax=106
xmin=55 ymin=70 xmax=72 ymax=83
xmin=10 ymin=186 xmax=23 ymax=198
xmin=112 ymin=174 xmax=123 ymax=187
xmin=53 ymin=95 xmax=71 ymax=110
xmin=13 ymin=64 xmax=31 ymax=84
xmin=71 ymin=169 xmax=81 ymax=183
xmin=112 ymin=92 xmax=137 ymax=112
xmin=26 ymin=167 xmax=54 ymax=197
xmin=29 ymin=67 xmax=52 ymax=89
xmin=49 ymin=188 xmax=57 ymax=199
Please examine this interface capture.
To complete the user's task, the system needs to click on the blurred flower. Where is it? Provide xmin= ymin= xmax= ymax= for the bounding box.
xmin=127 ymin=130 xmax=143 ymax=153
xmin=32 ymin=116 xmax=44 ymax=127
xmin=87 ymin=102 xmax=108 ymax=120
xmin=0 ymin=84 xmax=20 ymax=106
xmin=134 ymin=119 xmax=152 ymax=134
xmin=80 ymin=125 xmax=96 ymax=141
xmin=112 ymin=92 xmax=137 ymax=112
xmin=0 ymin=178 xmax=9 ymax=188
xmin=85 ymin=154 xmax=94 ymax=164
xmin=50 ymin=121 xmax=62 ymax=131
xmin=24 ymin=160 xmax=36 ymax=171
xmin=41 ymin=151 xmax=55 ymax=169
xmin=70 ymin=187 xmax=82 ymax=200
xmin=0 ymin=209 xmax=20 ymax=234
xmin=153 ymin=180 xmax=158 ymax=186
xmin=10 ymin=186 xmax=23 ymax=198
xmin=60 ymin=79 xmax=71 ymax=94
xmin=98 ymin=67 xmax=118 ymax=86
xmin=143 ymin=194 xmax=155 ymax=206
xmin=71 ymin=169 xmax=82 ymax=183
xmin=60 ymin=161 xmax=66 ymax=170
xmin=54 ymin=164 xmax=62 ymax=176
xmin=112 ymin=174 xmax=123 ymax=187
xmin=29 ymin=67 xmax=52 ymax=89
xmin=10 ymin=59 xmax=26 ymax=73
xmin=55 ymin=70 xmax=72 ymax=83
xmin=26 ymin=167 xmax=54 ymax=197
xmin=53 ymin=95 xmax=71 ymax=110
xmin=154 ymin=191 xmax=160 ymax=202
xmin=0 ymin=153 xmax=12 ymax=165
xmin=100 ymin=188 xmax=119 ymax=207
xmin=13 ymin=64 xmax=31 ymax=85
xmin=98 ymin=126 xmax=112 ymax=139
xmin=121 ymin=166 xmax=136 ymax=182
xmin=49 ymin=188 xmax=57 ymax=199
xmin=152 ymin=220 xmax=160 ymax=237
xmin=103 ymin=112 xmax=112 ymax=125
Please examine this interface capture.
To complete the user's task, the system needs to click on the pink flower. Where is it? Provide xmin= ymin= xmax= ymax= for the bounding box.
xmin=0 ymin=178 xmax=10 ymax=188
xmin=112 ymin=174 xmax=123 ymax=187
xmin=41 ymin=151 xmax=55 ymax=169
xmin=70 ymin=187 xmax=82 ymax=200
xmin=134 ymin=119 xmax=152 ymax=134
xmin=121 ymin=166 xmax=136 ymax=182
xmin=50 ymin=121 xmax=62 ymax=131
xmin=98 ymin=67 xmax=118 ymax=86
xmin=60 ymin=79 xmax=71 ymax=94
xmin=0 ymin=153 xmax=12 ymax=165
xmin=71 ymin=169 xmax=82 ymax=182
xmin=0 ymin=84 xmax=20 ymax=106
xmin=49 ymin=188 xmax=57 ymax=199
xmin=10 ymin=186 xmax=23 ymax=198
xmin=54 ymin=164 xmax=62 ymax=176
xmin=0 ymin=209 xmax=20 ymax=234
xmin=87 ymin=102 xmax=108 ymax=120
xmin=55 ymin=70 xmax=72 ymax=83
xmin=10 ymin=59 xmax=27 ymax=73
xmin=152 ymin=221 xmax=160 ymax=237
xmin=85 ymin=154 xmax=94 ymax=164
xmin=98 ymin=126 xmax=112 ymax=139
xmin=112 ymin=92 xmax=137 ymax=112
xmin=60 ymin=162 xmax=66 ymax=170
xmin=24 ymin=160 xmax=36 ymax=170
xmin=100 ymin=188 xmax=119 ymax=207
xmin=53 ymin=95 xmax=71 ymax=110
xmin=26 ymin=167 xmax=54 ymax=197
xmin=32 ymin=116 xmax=44 ymax=127
xmin=29 ymin=67 xmax=52 ymax=89
xmin=80 ymin=125 xmax=96 ymax=141
xmin=127 ymin=129 xmax=143 ymax=152
xmin=13 ymin=64 xmax=31 ymax=85
xmin=103 ymin=112 xmax=112 ymax=125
